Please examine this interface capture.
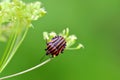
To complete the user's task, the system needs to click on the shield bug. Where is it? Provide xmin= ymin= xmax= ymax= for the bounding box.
xmin=45 ymin=36 xmax=66 ymax=57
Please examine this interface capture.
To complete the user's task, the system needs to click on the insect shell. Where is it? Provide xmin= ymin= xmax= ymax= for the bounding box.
xmin=45 ymin=36 xmax=66 ymax=57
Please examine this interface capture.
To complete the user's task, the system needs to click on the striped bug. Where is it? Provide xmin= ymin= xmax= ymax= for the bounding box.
xmin=45 ymin=36 xmax=66 ymax=57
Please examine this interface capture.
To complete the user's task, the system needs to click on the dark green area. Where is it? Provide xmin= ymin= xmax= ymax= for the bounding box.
xmin=0 ymin=0 xmax=120 ymax=80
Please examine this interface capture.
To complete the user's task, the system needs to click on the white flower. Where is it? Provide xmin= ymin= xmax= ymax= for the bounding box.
xmin=43 ymin=32 xmax=49 ymax=40
xmin=49 ymin=32 xmax=57 ymax=37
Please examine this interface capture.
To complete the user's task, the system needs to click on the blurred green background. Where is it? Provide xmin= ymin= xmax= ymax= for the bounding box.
xmin=0 ymin=0 xmax=120 ymax=80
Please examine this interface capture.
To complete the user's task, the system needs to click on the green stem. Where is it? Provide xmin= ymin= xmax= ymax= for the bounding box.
xmin=0 ymin=32 xmax=15 ymax=69
xmin=66 ymin=48 xmax=80 ymax=50
xmin=2 ymin=27 xmax=29 ymax=71
xmin=0 ymin=32 xmax=17 ymax=73
xmin=0 ymin=58 xmax=52 ymax=80
xmin=0 ymin=28 xmax=28 ymax=72
xmin=0 ymin=26 xmax=29 ymax=73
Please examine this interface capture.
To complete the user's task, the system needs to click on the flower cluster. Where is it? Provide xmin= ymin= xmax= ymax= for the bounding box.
xmin=0 ymin=0 xmax=46 ymax=23
xmin=0 ymin=0 xmax=46 ymax=42
xmin=43 ymin=28 xmax=84 ymax=50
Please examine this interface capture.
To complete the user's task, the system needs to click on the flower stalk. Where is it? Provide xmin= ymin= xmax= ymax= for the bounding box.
xmin=0 ymin=25 xmax=29 ymax=73
xmin=0 ymin=58 xmax=52 ymax=80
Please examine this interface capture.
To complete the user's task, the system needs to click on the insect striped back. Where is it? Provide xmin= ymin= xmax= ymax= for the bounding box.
xmin=45 ymin=36 xmax=66 ymax=57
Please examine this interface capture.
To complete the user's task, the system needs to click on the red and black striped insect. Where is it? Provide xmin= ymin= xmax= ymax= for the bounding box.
xmin=45 ymin=36 xmax=66 ymax=57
